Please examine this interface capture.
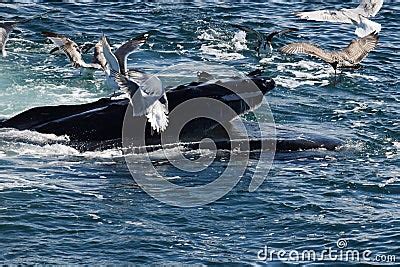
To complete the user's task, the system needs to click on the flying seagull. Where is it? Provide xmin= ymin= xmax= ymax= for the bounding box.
xmin=92 ymin=39 xmax=107 ymax=70
xmin=42 ymin=31 xmax=102 ymax=70
xmin=296 ymin=0 xmax=383 ymax=37
xmin=1 ymin=10 xmax=58 ymax=57
xmin=100 ymin=33 xmax=149 ymax=90
xmin=280 ymin=31 xmax=379 ymax=75
xmin=231 ymin=24 xmax=297 ymax=56
xmin=112 ymin=70 xmax=169 ymax=133
xmin=101 ymin=34 xmax=168 ymax=132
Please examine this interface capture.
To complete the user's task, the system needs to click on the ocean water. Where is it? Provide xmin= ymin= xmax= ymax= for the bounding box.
xmin=0 ymin=1 xmax=399 ymax=265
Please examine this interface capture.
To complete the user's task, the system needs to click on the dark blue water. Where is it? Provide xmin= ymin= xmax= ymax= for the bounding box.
xmin=0 ymin=1 xmax=399 ymax=265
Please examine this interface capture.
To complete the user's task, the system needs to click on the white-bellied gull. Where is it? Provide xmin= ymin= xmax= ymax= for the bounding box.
xmin=101 ymin=34 xmax=168 ymax=133
xmin=99 ymin=33 xmax=149 ymax=90
xmin=296 ymin=0 xmax=383 ymax=37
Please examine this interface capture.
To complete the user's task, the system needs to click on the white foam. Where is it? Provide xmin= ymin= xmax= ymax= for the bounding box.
xmin=345 ymin=72 xmax=379 ymax=81
xmin=89 ymin=213 xmax=101 ymax=220
xmin=379 ymin=177 xmax=399 ymax=188
xmin=197 ymin=29 xmax=219 ymax=41
xmin=274 ymin=76 xmax=327 ymax=89
xmin=1 ymin=83 xmax=104 ymax=117
xmin=0 ymin=128 xmax=125 ymax=159
xmin=272 ymin=60 xmax=333 ymax=88
xmin=200 ymin=44 xmax=244 ymax=61
xmin=274 ymin=60 xmax=380 ymax=89
xmin=197 ymin=27 xmax=247 ymax=61
xmin=394 ymin=142 xmax=400 ymax=149
xmin=232 ymin=31 xmax=248 ymax=51
xmin=125 ymin=221 xmax=145 ymax=226
xmin=0 ymin=128 xmax=69 ymax=144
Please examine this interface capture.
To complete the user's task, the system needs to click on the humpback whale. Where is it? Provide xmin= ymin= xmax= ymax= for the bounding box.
xmin=0 ymin=75 xmax=342 ymax=152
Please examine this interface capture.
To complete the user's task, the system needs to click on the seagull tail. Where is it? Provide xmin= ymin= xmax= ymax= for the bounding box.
xmin=146 ymin=101 xmax=169 ymax=133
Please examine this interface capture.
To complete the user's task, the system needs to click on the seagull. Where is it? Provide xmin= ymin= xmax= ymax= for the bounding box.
xmin=101 ymin=34 xmax=168 ymax=132
xmin=92 ymin=39 xmax=107 ymax=70
xmin=112 ymin=70 xmax=169 ymax=133
xmin=1 ymin=10 xmax=58 ymax=57
xmin=280 ymin=31 xmax=379 ymax=75
xmin=296 ymin=0 xmax=383 ymax=37
xmin=42 ymin=31 xmax=102 ymax=70
xmin=100 ymin=33 xmax=149 ymax=91
xmin=0 ymin=22 xmax=14 ymax=57
xmin=231 ymin=24 xmax=297 ymax=56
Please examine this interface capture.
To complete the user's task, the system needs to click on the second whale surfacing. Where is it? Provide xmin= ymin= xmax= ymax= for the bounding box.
xmin=0 ymin=76 xmax=343 ymax=152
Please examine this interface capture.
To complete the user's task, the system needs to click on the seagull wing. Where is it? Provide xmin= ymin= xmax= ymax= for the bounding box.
xmin=126 ymin=69 xmax=159 ymax=86
xmin=101 ymin=35 xmax=120 ymax=73
xmin=280 ymin=42 xmax=334 ymax=63
xmin=0 ymin=22 xmax=15 ymax=56
xmin=113 ymin=69 xmax=168 ymax=132
xmin=140 ymin=74 xmax=164 ymax=99
xmin=355 ymin=0 xmax=383 ymax=17
xmin=131 ymin=71 xmax=168 ymax=132
xmin=296 ymin=0 xmax=383 ymax=23
xmin=59 ymin=40 xmax=89 ymax=68
xmin=340 ymin=31 xmax=379 ymax=64
xmin=114 ymin=32 xmax=149 ymax=74
xmin=92 ymin=39 xmax=107 ymax=69
xmin=231 ymin=24 xmax=263 ymax=40
xmin=354 ymin=17 xmax=382 ymax=37
xmin=265 ymin=28 xmax=298 ymax=43
xmin=111 ymin=71 xmax=140 ymax=98
xmin=296 ymin=9 xmax=355 ymax=24
xmin=111 ymin=70 xmax=147 ymax=116
xmin=43 ymin=31 xmax=88 ymax=68
xmin=43 ymin=31 xmax=70 ymax=48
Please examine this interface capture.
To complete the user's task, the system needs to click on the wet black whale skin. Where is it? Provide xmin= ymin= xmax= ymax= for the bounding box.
xmin=1 ymin=77 xmax=278 ymax=150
